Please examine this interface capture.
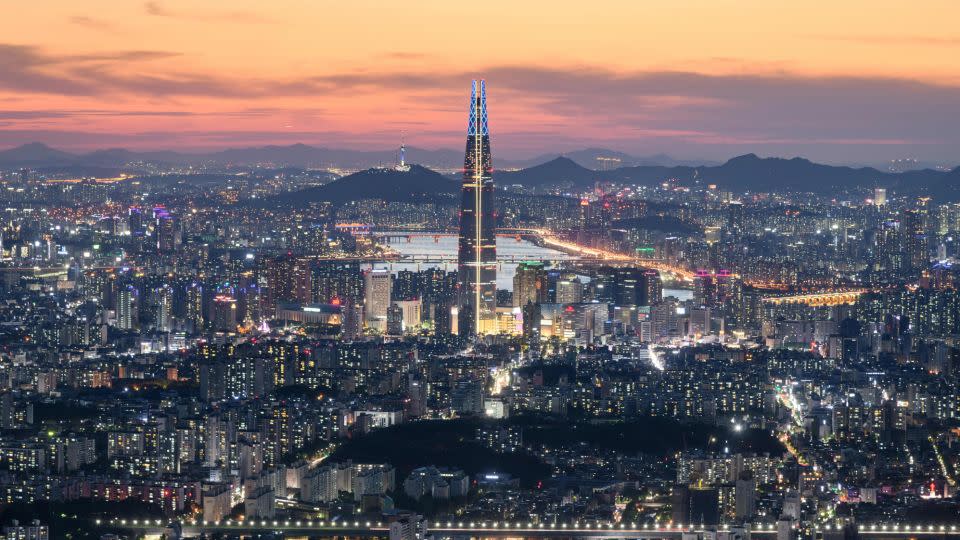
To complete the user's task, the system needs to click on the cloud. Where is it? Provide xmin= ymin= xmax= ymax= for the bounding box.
xmin=68 ymin=16 xmax=120 ymax=33
xmin=382 ymin=52 xmax=429 ymax=61
xmin=0 ymin=49 xmax=958 ymax=161
xmin=144 ymin=1 xmax=275 ymax=23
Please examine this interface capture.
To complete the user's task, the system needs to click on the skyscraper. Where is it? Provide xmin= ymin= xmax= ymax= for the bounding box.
xmin=513 ymin=261 xmax=547 ymax=308
xmin=364 ymin=269 xmax=392 ymax=331
xmin=457 ymin=80 xmax=497 ymax=335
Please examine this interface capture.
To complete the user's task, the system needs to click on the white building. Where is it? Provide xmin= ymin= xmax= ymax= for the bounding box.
xmin=301 ymin=464 xmax=339 ymax=503
xmin=389 ymin=514 xmax=427 ymax=540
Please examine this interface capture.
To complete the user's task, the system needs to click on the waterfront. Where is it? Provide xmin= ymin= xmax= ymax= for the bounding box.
xmin=373 ymin=233 xmax=693 ymax=299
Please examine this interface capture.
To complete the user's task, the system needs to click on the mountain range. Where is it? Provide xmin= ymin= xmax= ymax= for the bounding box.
xmin=257 ymin=165 xmax=458 ymax=207
xmin=3 ymin=142 xmax=960 ymax=201
xmin=499 ymin=154 xmax=960 ymax=199
xmin=0 ymin=142 xmax=713 ymax=171
xmin=250 ymin=154 xmax=960 ymax=209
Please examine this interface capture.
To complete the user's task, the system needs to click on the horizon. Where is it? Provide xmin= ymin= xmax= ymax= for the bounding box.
xmin=2 ymin=1 xmax=960 ymax=163
xmin=1 ymin=140 xmax=953 ymax=170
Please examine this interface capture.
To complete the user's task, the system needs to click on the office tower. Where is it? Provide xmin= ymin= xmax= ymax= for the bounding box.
xmin=128 ymin=206 xmax=144 ymax=235
xmin=614 ymin=267 xmax=645 ymax=306
xmin=212 ymin=295 xmax=237 ymax=332
xmin=364 ymin=269 xmax=392 ymax=331
xmin=457 ymin=80 xmax=497 ymax=336
xmin=513 ymin=261 xmax=547 ymax=308
xmin=874 ymin=187 xmax=887 ymax=206
xmin=155 ymin=209 xmax=177 ymax=253
xmin=555 ymin=274 xmax=583 ymax=304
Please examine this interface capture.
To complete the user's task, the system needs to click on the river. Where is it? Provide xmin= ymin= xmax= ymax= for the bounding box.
xmin=372 ymin=233 xmax=692 ymax=299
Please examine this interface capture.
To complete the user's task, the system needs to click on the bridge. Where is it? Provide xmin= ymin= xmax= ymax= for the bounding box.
xmin=762 ymin=290 xmax=867 ymax=307
xmin=101 ymin=517 xmax=960 ymax=539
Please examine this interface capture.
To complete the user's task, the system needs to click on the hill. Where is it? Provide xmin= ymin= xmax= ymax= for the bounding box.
xmin=0 ymin=143 xmax=76 ymax=166
xmin=513 ymin=148 xmax=717 ymax=169
xmin=261 ymin=164 xmax=458 ymax=206
xmin=497 ymin=156 xmax=598 ymax=189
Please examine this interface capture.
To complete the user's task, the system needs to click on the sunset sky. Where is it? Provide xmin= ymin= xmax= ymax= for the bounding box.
xmin=2 ymin=0 xmax=959 ymax=162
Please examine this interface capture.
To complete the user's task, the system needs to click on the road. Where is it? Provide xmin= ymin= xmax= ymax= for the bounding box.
xmin=101 ymin=517 xmax=960 ymax=539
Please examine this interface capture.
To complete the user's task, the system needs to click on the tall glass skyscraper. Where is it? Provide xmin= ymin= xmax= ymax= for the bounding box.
xmin=457 ymin=80 xmax=497 ymax=335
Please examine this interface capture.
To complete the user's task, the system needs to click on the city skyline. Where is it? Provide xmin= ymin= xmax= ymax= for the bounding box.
xmin=1 ymin=1 xmax=960 ymax=162
xmin=2 ymin=3 xmax=960 ymax=538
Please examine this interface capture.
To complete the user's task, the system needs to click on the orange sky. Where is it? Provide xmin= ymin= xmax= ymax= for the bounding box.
xmin=1 ymin=1 xmax=959 ymax=161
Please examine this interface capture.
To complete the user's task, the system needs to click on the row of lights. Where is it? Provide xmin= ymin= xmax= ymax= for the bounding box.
xmin=101 ymin=518 xmax=959 ymax=533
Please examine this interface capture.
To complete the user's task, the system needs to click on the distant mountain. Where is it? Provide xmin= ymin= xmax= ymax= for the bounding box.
xmin=0 ymin=142 xmax=464 ymax=170
xmin=0 ymin=142 xmax=717 ymax=171
xmin=259 ymin=165 xmax=458 ymax=206
xmin=497 ymin=157 xmax=598 ymax=189
xmin=604 ymin=153 xmax=947 ymax=193
xmin=4 ymin=142 xmax=960 ymax=200
xmin=0 ymin=143 xmax=76 ymax=165
xmin=509 ymin=148 xmax=718 ymax=169
xmin=493 ymin=153 xmax=960 ymax=196
xmin=693 ymin=154 xmax=884 ymax=191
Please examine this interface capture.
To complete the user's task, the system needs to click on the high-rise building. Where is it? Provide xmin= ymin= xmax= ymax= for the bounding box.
xmin=555 ymin=274 xmax=583 ymax=304
xmin=155 ymin=209 xmax=177 ymax=253
xmin=364 ymin=270 xmax=393 ymax=331
xmin=513 ymin=261 xmax=547 ymax=308
xmin=874 ymin=187 xmax=887 ymax=206
xmin=116 ymin=285 xmax=139 ymax=330
xmin=212 ymin=295 xmax=237 ymax=332
xmin=902 ymin=209 xmax=928 ymax=272
xmin=386 ymin=304 xmax=404 ymax=335
xmin=264 ymin=255 xmax=312 ymax=317
xmin=457 ymin=80 xmax=497 ymax=336
xmin=186 ymin=282 xmax=204 ymax=332
xmin=643 ymin=269 xmax=663 ymax=306
xmin=156 ymin=285 xmax=174 ymax=332
xmin=313 ymin=261 xmax=363 ymax=305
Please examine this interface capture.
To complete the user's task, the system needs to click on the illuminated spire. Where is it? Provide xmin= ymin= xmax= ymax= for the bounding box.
xmin=457 ymin=79 xmax=496 ymax=336
xmin=467 ymin=80 xmax=488 ymax=137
